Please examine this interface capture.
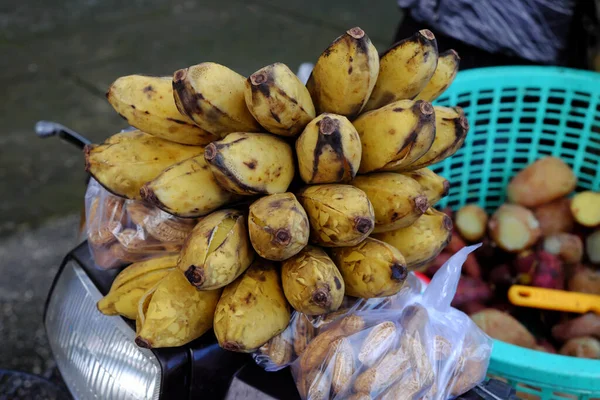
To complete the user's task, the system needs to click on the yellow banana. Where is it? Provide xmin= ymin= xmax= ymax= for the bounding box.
xmin=306 ymin=27 xmax=379 ymax=118
xmin=373 ymin=208 xmax=453 ymax=270
xmin=415 ymin=49 xmax=460 ymax=102
xmin=401 ymin=168 xmax=450 ymax=207
xmin=331 ymin=238 xmax=408 ymax=298
xmin=281 ymin=246 xmax=345 ymax=315
xmin=97 ymin=255 xmax=178 ymax=319
xmin=106 ymin=75 xmax=219 ymax=145
xmin=173 ymin=62 xmax=261 ymax=136
xmin=248 ymin=193 xmax=310 ymax=261
xmin=204 ymin=132 xmax=295 ymax=195
xmin=213 ymin=260 xmax=291 ymax=352
xmin=178 ymin=209 xmax=254 ymax=290
xmin=296 ymin=113 xmax=362 ymax=184
xmin=353 ymin=100 xmax=436 ymax=173
xmin=403 ymin=106 xmax=469 ymax=171
xmin=84 ymin=130 xmax=203 ymax=199
xmin=140 ymin=154 xmax=237 ymax=218
xmin=244 ymin=63 xmax=315 ymax=136
xmin=352 ymin=172 xmax=429 ymax=232
xmin=364 ymin=29 xmax=438 ymax=111
xmin=135 ymin=269 xmax=221 ymax=349
xmin=297 ymin=184 xmax=375 ymax=247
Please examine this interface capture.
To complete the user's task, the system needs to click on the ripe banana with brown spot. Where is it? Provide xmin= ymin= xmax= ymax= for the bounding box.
xmin=177 ymin=209 xmax=254 ymax=290
xmin=248 ymin=193 xmax=310 ymax=261
xmin=402 ymin=106 xmax=469 ymax=171
xmin=204 ymin=132 xmax=295 ymax=195
xmin=296 ymin=113 xmax=361 ymax=184
xmin=97 ymin=255 xmax=178 ymax=320
xmin=172 ymin=62 xmax=261 ymax=136
xmin=297 ymin=184 xmax=375 ymax=247
xmin=415 ymin=49 xmax=460 ymax=102
xmin=401 ymin=168 xmax=450 ymax=207
xmin=84 ymin=130 xmax=203 ymax=199
xmin=135 ymin=269 xmax=221 ymax=349
xmin=353 ymin=100 xmax=436 ymax=173
xmin=307 ymin=27 xmax=379 ymax=118
xmin=364 ymin=29 xmax=438 ymax=111
xmin=106 ymin=75 xmax=219 ymax=145
xmin=282 ymin=245 xmax=345 ymax=315
xmin=352 ymin=172 xmax=429 ymax=232
xmin=373 ymin=208 xmax=453 ymax=270
xmin=244 ymin=63 xmax=315 ymax=136
xmin=140 ymin=153 xmax=238 ymax=218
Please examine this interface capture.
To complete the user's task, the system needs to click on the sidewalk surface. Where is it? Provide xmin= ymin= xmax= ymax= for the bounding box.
xmin=0 ymin=0 xmax=401 ymax=396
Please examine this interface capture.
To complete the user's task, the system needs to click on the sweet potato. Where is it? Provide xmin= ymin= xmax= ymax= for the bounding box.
xmin=514 ymin=251 xmax=537 ymax=285
xmin=570 ymin=191 xmax=600 ymax=227
xmin=487 ymin=264 xmax=514 ymax=288
xmin=552 ymin=313 xmax=600 ymax=341
xmin=455 ymin=204 xmax=488 ymax=242
xmin=534 ymin=198 xmax=574 ymax=236
xmin=489 ymin=204 xmax=541 ymax=252
xmin=559 ymin=337 xmax=600 ymax=359
xmin=531 ymin=251 xmax=564 ymax=290
xmin=460 ymin=302 xmax=487 ymax=316
xmin=507 ymin=156 xmax=577 ymax=207
xmin=534 ymin=339 xmax=557 ymax=354
xmin=586 ymin=229 xmax=600 ymax=264
xmin=543 ymin=233 xmax=583 ymax=264
xmin=567 ymin=267 xmax=600 ymax=295
xmin=447 ymin=233 xmax=481 ymax=278
xmin=451 ymin=277 xmax=492 ymax=308
xmin=470 ymin=309 xmax=536 ymax=348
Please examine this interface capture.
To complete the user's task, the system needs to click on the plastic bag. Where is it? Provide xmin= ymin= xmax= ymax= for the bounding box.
xmin=85 ymin=178 xmax=197 ymax=269
xmin=398 ymin=0 xmax=575 ymax=64
xmin=254 ymin=245 xmax=493 ymax=399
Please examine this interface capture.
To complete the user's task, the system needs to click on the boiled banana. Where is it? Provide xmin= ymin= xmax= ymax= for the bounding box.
xmin=204 ymin=132 xmax=295 ymax=195
xmin=353 ymin=99 xmax=436 ymax=173
xmin=364 ymin=29 xmax=438 ymax=111
xmin=403 ymin=106 xmax=469 ymax=171
xmin=106 ymin=75 xmax=219 ymax=145
xmin=84 ymin=130 xmax=203 ymax=199
xmin=306 ymin=27 xmax=379 ymax=118
xmin=244 ymin=63 xmax=315 ymax=136
xmin=135 ymin=269 xmax=221 ymax=348
xmin=140 ymin=154 xmax=237 ymax=218
xmin=401 ymin=168 xmax=450 ymax=207
xmin=178 ymin=209 xmax=254 ymax=290
xmin=352 ymin=172 xmax=429 ymax=232
xmin=248 ymin=193 xmax=310 ymax=261
xmin=281 ymin=246 xmax=345 ymax=315
xmin=213 ymin=260 xmax=291 ymax=352
xmin=415 ymin=49 xmax=460 ymax=102
xmin=296 ymin=113 xmax=362 ymax=184
xmin=97 ymin=255 xmax=178 ymax=319
xmin=373 ymin=208 xmax=453 ymax=270
xmin=172 ymin=62 xmax=261 ymax=136
xmin=330 ymin=238 xmax=408 ymax=298
xmin=297 ymin=184 xmax=375 ymax=247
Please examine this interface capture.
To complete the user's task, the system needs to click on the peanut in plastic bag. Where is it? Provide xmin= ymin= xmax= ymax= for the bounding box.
xmin=85 ymin=178 xmax=196 ymax=269
xmin=255 ymin=245 xmax=493 ymax=399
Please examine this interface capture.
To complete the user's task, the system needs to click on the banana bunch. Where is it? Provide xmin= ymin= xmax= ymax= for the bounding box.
xmin=94 ymin=26 xmax=467 ymax=352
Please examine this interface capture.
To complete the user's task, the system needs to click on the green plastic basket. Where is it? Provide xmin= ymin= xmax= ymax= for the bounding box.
xmin=431 ymin=66 xmax=600 ymax=398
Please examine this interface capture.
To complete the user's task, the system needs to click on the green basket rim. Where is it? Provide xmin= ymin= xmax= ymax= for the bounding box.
xmin=446 ymin=65 xmax=600 ymax=86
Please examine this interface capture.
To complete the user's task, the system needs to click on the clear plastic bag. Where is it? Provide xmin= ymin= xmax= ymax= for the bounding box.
xmin=85 ymin=178 xmax=197 ymax=269
xmin=254 ymin=245 xmax=493 ymax=399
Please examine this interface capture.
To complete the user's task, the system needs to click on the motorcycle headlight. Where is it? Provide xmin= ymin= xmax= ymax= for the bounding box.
xmin=45 ymin=260 xmax=161 ymax=400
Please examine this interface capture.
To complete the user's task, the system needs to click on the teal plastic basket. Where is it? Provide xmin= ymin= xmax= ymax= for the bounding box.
xmin=431 ymin=66 xmax=600 ymax=399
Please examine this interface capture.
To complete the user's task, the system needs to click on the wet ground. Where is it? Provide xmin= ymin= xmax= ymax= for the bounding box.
xmin=0 ymin=0 xmax=401 ymax=397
